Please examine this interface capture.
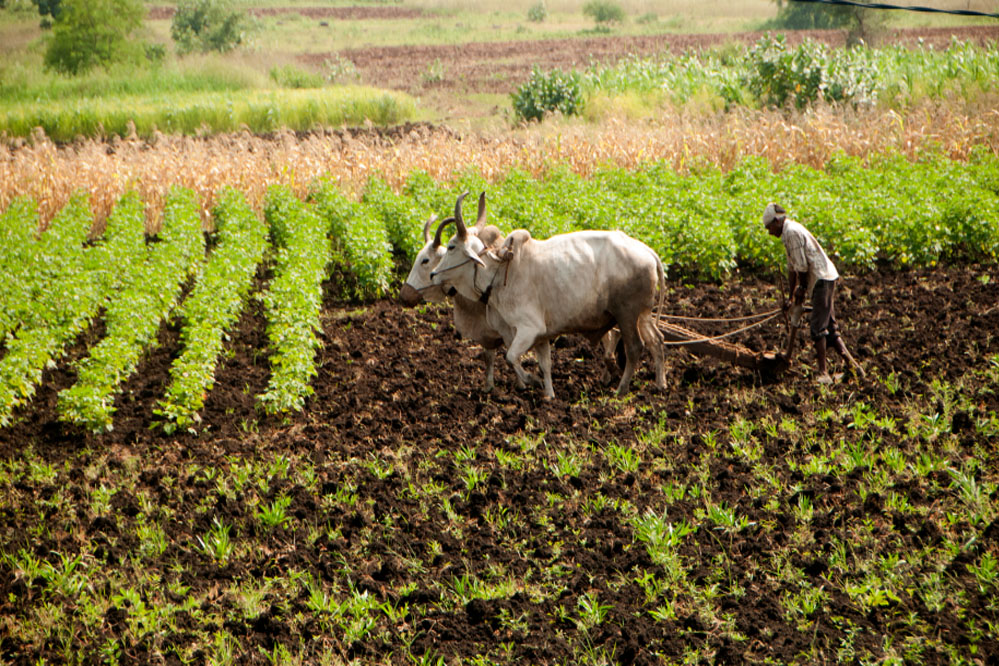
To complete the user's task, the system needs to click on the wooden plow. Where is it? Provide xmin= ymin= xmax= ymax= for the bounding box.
xmin=655 ymin=310 xmax=790 ymax=376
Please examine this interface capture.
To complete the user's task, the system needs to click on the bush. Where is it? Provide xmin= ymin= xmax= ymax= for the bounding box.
xmin=323 ymin=55 xmax=360 ymax=84
xmin=171 ymin=0 xmax=246 ymax=55
xmin=744 ymin=34 xmax=875 ymax=109
xmin=43 ymin=0 xmax=144 ymax=75
xmin=511 ymin=66 xmax=584 ymax=123
xmin=527 ymin=2 xmax=547 ymax=22
xmin=583 ymin=0 xmax=625 ymax=24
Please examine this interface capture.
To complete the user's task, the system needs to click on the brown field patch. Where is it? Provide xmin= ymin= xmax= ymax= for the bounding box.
xmin=146 ymin=5 xmax=424 ymax=21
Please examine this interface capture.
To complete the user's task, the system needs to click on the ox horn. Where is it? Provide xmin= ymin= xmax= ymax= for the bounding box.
xmin=422 ymin=213 xmax=438 ymax=244
xmin=474 ymin=192 xmax=487 ymax=231
xmin=454 ymin=191 xmax=469 ymax=240
xmin=433 ymin=217 xmax=456 ymax=248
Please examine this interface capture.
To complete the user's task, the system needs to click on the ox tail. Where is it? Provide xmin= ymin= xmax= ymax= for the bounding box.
xmin=652 ymin=249 xmax=666 ymax=323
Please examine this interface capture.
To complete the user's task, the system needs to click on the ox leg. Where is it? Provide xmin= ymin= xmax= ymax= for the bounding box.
xmin=615 ymin=325 xmax=644 ymax=397
xmin=639 ymin=315 xmax=666 ymax=390
xmin=506 ymin=332 xmax=542 ymax=391
xmin=477 ymin=348 xmax=496 ymax=392
xmin=533 ymin=340 xmax=554 ymax=399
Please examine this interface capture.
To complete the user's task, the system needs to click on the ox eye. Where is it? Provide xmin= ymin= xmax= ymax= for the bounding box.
xmin=421 ymin=258 xmax=429 ymax=265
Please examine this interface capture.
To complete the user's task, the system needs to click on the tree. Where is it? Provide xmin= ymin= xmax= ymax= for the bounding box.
xmin=171 ymin=0 xmax=246 ymax=55
xmin=768 ymin=0 xmax=886 ymax=45
xmin=31 ymin=0 xmax=62 ymax=21
xmin=582 ymin=0 xmax=625 ymax=24
xmin=43 ymin=0 xmax=144 ymax=74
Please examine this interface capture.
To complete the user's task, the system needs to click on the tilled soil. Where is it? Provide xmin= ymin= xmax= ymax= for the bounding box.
xmin=0 ymin=265 xmax=997 ymax=664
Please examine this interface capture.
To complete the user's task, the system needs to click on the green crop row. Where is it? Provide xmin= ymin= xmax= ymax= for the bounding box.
xmin=256 ymin=186 xmax=331 ymax=415
xmin=376 ymin=151 xmax=999 ymax=281
xmin=0 ymin=198 xmax=41 ymax=341
xmin=0 ymin=194 xmax=96 ymax=339
xmin=57 ymin=189 xmax=204 ymax=433
xmin=156 ymin=188 xmax=269 ymax=434
xmin=311 ymin=181 xmax=394 ymax=300
xmin=0 ymin=196 xmax=105 ymax=427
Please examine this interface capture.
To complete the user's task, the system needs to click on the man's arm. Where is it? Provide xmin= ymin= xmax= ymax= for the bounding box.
xmin=788 ymin=270 xmax=808 ymax=305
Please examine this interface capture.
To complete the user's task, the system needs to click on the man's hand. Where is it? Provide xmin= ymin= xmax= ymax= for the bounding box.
xmin=793 ymin=285 xmax=806 ymax=305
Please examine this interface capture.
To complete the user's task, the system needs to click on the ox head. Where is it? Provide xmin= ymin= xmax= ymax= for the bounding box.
xmin=399 ymin=192 xmax=495 ymax=307
xmin=430 ymin=191 xmax=504 ymax=299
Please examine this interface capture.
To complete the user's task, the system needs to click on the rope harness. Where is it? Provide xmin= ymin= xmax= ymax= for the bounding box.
xmin=430 ymin=246 xmax=509 ymax=304
xmin=657 ymin=310 xmax=782 ymax=346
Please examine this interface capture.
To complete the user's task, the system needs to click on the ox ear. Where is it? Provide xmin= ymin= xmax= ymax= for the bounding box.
xmin=454 ymin=191 xmax=469 ymax=241
xmin=433 ymin=217 xmax=455 ymax=249
xmin=464 ymin=246 xmax=486 ymax=267
xmin=422 ymin=213 xmax=438 ymax=244
xmin=474 ymin=191 xmax=487 ymax=231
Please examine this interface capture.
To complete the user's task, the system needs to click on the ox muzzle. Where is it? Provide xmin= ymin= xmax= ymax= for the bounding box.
xmin=398 ymin=283 xmax=422 ymax=307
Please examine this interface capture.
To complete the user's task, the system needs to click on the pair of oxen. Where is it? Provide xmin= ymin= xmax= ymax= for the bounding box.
xmin=399 ymin=192 xmax=666 ymax=400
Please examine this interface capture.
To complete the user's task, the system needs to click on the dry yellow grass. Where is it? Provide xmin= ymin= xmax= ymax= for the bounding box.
xmin=2 ymin=99 xmax=997 ymax=231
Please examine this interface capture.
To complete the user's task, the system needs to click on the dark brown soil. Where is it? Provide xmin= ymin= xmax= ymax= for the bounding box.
xmin=302 ymin=25 xmax=999 ymax=95
xmin=1 ymin=265 xmax=997 ymax=664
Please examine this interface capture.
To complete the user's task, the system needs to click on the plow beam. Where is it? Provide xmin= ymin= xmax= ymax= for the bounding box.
xmin=658 ymin=321 xmax=789 ymax=375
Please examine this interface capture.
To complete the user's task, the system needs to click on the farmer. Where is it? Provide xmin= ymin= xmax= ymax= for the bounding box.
xmin=763 ymin=202 xmax=865 ymax=384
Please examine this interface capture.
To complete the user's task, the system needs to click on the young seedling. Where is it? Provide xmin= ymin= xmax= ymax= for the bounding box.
xmin=197 ymin=518 xmax=235 ymax=565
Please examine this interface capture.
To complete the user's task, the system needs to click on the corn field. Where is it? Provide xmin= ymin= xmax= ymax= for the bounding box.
xmin=2 ymin=100 xmax=997 ymax=230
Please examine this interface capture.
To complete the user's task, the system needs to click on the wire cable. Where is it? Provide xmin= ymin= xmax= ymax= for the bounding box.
xmin=790 ymin=0 xmax=999 ymax=19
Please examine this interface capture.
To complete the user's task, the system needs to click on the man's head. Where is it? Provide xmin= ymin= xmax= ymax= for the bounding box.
xmin=763 ymin=202 xmax=786 ymax=237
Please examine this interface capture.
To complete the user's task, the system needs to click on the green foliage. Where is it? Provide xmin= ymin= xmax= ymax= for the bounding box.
xmin=583 ymin=0 xmax=625 ymax=24
xmin=745 ymin=34 xmax=876 ymax=109
xmin=767 ymin=0 xmax=886 ymax=46
xmin=269 ymin=64 xmax=324 ymax=89
xmin=577 ymin=37 xmax=997 ymax=116
xmin=511 ymin=66 xmax=584 ymax=123
xmin=171 ymin=0 xmax=246 ymax=56
xmin=257 ymin=186 xmax=330 ymax=415
xmin=0 ymin=198 xmax=40 ymax=340
xmin=527 ymin=1 xmax=547 ymax=23
xmin=0 ymin=195 xmax=102 ymax=426
xmin=30 ymin=0 xmax=61 ymax=20
xmin=157 ymin=188 xmax=268 ymax=433
xmin=0 ymin=87 xmax=417 ymax=141
xmin=768 ymin=1 xmax=853 ymax=30
xmin=43 ymin=0 xmax=144 ymax=75
xmin=311 ymin=181 xmax=394 ymax=300
xmin=57 ymin=189 xmax=204 ymax=432
xmin=360 ymin=176 xmax=426 ymax=264
xmin=322 ymin=55 xmax=361 ymax=85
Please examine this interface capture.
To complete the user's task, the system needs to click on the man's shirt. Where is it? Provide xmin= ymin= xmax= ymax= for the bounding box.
xmin=781 ymin=219 xmax=839 ymax=292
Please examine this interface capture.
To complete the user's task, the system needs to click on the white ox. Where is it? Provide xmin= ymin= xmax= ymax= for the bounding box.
xmin=431 ymin=198 xmax=666 ymax=399
xmin=398 ymin=192 xmax=508 ymax=390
